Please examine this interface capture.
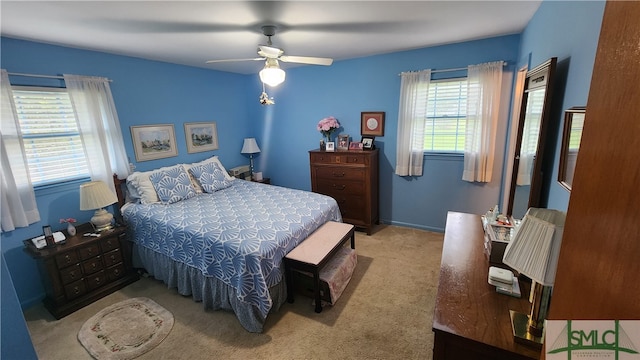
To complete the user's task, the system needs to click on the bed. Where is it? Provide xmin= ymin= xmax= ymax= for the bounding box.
xmin=116 ymin=156 xmax=341 ymax=332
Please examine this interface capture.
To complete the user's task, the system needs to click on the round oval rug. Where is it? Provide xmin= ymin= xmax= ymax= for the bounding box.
xmin=78 ymin=297 xmax=174 ymax=360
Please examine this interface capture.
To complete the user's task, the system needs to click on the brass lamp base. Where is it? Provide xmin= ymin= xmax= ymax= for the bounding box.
xmin=509 ymin=310 xmax=544 ymax=349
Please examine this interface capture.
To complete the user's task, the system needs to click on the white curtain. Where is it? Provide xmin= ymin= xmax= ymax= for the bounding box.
xmin=395 ymin=70 xmax=431 ymax=176
xmin=64 ymin=74 xmax=129 ymax=194
xmin=462 ymin=61 xmax=504 ymax=182
xmin=0 ymin=69 xmax=41 ymax=232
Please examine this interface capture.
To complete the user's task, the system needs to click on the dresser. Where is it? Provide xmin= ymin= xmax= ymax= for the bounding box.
xmin=23 ymin=223 xmax=139 ymax=319
xmin=432 ymin=212 xmax=540 ymax=360
xmin=309 ymin=149 xmax=379 ymax=235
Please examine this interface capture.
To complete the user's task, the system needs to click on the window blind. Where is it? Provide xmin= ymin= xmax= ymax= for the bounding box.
xmin=12 ymin=87 xmax=90 ymax=186
xmin=424 ymin=78 xmax=467 ymax=152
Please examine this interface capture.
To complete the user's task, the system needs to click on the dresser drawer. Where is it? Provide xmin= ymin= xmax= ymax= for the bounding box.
xmin=78 ymin=244 xmax=100 ymax=260
xmin=106 ymin=263 xmax=126 ymax=281
xmin=100 ymin=236 xmax=121 ymax=253
xmin=103 ymin=249 xmax=123 ymax=267
xmin=316 ymin=179 xmax=364 ymax=196
xmin=332 ymin=195 xmax=366 ymax=222
xmin=56 ymin=251 xmax=79 ymax=269
xmin=310 ymin=152 xmax=370 ymax=165
xmin=82 ymin=256 xmax=103 ymax=275
xmin=86 ymin=270 xmax=107 ymax=291
xmin=64 ymin=279 xmax=87 ymax=300
xmin=59 ymin=264 xmax=83 ymax=285
xmin=315 ymin=166 xmax=365 ymax=181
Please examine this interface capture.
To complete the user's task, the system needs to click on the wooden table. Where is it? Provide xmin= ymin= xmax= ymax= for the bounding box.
xmin=432 ymin=212 xmax=540 ymax=360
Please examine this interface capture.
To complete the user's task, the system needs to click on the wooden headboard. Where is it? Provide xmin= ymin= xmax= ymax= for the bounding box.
xmin=113 ymin=173 xmax=127 ymax=210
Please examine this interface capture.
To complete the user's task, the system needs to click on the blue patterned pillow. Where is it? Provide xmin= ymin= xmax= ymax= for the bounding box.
xmin=188 ymin=161 xmax=232 ymax=193
xmin=149 ymin=166 xmax=197 ymax=204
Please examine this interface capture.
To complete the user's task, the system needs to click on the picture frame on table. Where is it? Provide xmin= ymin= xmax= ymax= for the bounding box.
xmin=361 ymin=111 xmax=385 ymax=136
xmin=349 ymin=141 xmax=363 ymax=151
xmin=131 ymin=124 xmax=178 ymax=162
xmin=361 ymin=136 xmax=375 ymax=150
xmin=184 ymin=121 xmax=219 ymax=153
xmin=337 ymin=134 xmax=350 ymax=150
xmin=326 ymin=142 xmax=335 ymax=152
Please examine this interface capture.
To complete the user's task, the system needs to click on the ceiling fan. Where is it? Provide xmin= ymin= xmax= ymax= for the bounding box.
xmin=205 ymin=25 xmax=333 ymax=87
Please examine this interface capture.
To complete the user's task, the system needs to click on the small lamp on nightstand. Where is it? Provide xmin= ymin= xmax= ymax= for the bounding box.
xmin=241 ymin=138 xmax=261 ymax=180
xmin=502 ymin=207 xmax=566 ymax=348
xmin=80 ymin=180 xmax=118 ymax=232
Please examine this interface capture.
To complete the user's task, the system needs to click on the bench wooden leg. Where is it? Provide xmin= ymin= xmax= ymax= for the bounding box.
xmin=313 ymin=270 xmax=322 ymax=313
xmin=285 ymin=261 xmax=294 ymax=304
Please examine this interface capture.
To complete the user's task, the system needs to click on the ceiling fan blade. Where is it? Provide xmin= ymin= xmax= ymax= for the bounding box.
xmin=279 ymin=55 xmax=333 ymax=66
xmin=258 ymin=45 xmax=284 ymax=58
xmin=205 ymin=58 xmax=263 ymax=64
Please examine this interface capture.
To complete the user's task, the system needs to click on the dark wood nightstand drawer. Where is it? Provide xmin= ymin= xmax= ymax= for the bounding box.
xmin=100 ymin=236 xmax=121 ymax=253
xmin=86 ymin=270 xmax=107 ymax=290
xmin=103 ymin=249 xmax=122 ymax=267
xmin=64 ymin=279 xmax=87 ymax=300
xmin=78 ymin=244 xmax=100 ymax=260
xmin=56 ymin=251 xmax=79 ymax=269
xmin=106 ymin=263 xmax=126 ymax=281
xmin=82 ymin=256 xmax=103 ymax=275
xmin=59 ymin=264 xmax=83 ymax=285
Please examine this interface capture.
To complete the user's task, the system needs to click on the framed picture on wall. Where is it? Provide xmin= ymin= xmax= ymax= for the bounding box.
xmin=184 ymin=122 xmax=219 ymax=153
xmin=130 ymin=124 xmax=178 ymax=162
xmin=361 ymin=111 xmax=385 ymax=136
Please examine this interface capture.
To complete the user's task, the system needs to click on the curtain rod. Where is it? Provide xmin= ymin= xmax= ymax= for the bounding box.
xmin=7 ymin=72 xmax=113 ymax=82
xmin=399 ymin=61 xmax=507 ymax=76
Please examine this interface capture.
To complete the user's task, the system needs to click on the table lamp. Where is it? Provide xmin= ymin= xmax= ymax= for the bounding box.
xmin=241 ymin=138 xmax=261 ymax=180
xmin=80 ymin=180 xmax=118 ymax=232
xmin=502 ymin=207 xmax=566 ymax=348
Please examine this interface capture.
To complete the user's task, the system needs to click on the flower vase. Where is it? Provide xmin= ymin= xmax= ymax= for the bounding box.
xmin=67 ymin=222 xmax=76 ymax=236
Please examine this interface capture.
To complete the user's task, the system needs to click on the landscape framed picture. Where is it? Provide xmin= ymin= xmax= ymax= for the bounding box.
xmin=184 ymin=122 xmax=219 ymax=153
xmin=130 ymin=124 xmax=177 ymax=162
xmin=361 ymin=111 xmax=385 ymax=136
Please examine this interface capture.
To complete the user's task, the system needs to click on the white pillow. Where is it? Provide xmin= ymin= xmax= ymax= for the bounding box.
xmin=186 ymin=155 xmax=235 ymax=182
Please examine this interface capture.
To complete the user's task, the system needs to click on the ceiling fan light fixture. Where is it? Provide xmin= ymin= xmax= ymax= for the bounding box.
xmin=259 ymin=59 xmax=286 ymax=87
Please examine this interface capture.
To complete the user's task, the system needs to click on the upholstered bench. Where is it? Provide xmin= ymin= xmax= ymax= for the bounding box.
xmin=285 ymin=221 xmax=356 ymax=313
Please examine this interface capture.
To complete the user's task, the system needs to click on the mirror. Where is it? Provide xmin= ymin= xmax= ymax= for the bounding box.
xmin=558 ymin=107 xmax=586 ymax=191
xmin=507 ymin=58 xmax=557 ymax=219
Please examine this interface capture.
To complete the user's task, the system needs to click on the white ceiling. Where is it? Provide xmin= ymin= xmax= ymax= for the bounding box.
xmin=1 ymin=1 xmax=542 ymax=74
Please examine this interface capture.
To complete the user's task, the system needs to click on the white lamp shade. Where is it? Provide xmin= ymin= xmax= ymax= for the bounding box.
xmin=259 ymin=59 xmax=286 ymax=87
xmin=79 ymin=181 xmax=118 ymax=210
xmin=241 ymin=138 xmax=261 ymax=154
xmin=502 ymin=208 xmax=566 ymax=286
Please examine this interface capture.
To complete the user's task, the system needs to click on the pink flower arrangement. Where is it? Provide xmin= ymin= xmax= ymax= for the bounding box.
xmin=59 ymin=218 xmax=77 ymax=224
xmin=317 ymin=116 xmax=340 ymax=139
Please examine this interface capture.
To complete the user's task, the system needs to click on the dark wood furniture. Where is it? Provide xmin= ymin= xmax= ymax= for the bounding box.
xmin=309 ymin=149 xmax=379 ymax=235
xmin=23 ymin=223 xmax=139 ymax=319
xmin=252 ymin=177 xmax=271 ymax=184
xmin=545 ymin=5 xmax=640 ymax=359
xmin=284 ymin=221 xmax=355 ymax=313
xmin=432 ymin=212 xmax=540 ymax=360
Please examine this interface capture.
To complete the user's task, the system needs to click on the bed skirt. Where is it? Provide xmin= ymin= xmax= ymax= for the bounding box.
xmin=132 ymin=244 xmax=287 ymax=333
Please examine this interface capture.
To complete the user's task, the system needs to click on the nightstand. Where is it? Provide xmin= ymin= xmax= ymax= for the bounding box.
xmin=23 ymin=223 xmax=139 ymax=319
xmin=252 ymin=177 xmax=271 ymax=184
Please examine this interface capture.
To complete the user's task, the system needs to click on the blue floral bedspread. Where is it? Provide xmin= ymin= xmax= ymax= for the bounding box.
xmin=122 ymin=180 xmax=341 ymax=317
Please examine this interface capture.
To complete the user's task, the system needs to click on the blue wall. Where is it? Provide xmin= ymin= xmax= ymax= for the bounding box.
xmin=0 ymin=1 xmax=605 ymax=355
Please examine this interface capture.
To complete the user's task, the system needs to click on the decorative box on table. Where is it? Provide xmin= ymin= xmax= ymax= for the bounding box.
xmin=481 ymin=216 xmax=516 ymax=266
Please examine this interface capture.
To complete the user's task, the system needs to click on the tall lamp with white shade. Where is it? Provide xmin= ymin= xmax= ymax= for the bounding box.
xmin=502 ymin=207 xmax=566 ymax=348
xmin=80 ymin=181 xmax=118 ymax=232
xmin=241 ymin=138 xmax=261 ymax=180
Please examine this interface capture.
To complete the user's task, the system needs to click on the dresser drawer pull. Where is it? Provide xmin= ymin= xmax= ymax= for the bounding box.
xmin=95 ymin=277 xmax=101 ymax=284
xmin=332 ymin=172 xmax=346 ymax=177
xmin=73 ymin=286 xmax=80 ymax=294
xmin=332 ymin=184 xmax=347 ymax=190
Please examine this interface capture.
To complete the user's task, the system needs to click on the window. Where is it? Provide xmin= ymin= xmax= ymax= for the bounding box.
xmin=423 ymin=78 xmax=467 ymax=152
xmin=12 ymin=86 xmax=90 ymax=186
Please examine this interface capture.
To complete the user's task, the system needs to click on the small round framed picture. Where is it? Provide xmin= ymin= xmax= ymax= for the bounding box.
xmin=361 ymin=111 xmax=385 ymax=136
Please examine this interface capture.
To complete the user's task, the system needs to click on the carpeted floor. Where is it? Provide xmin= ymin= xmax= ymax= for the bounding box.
xmin=24 ymin=224 xmax=443 ymax=360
